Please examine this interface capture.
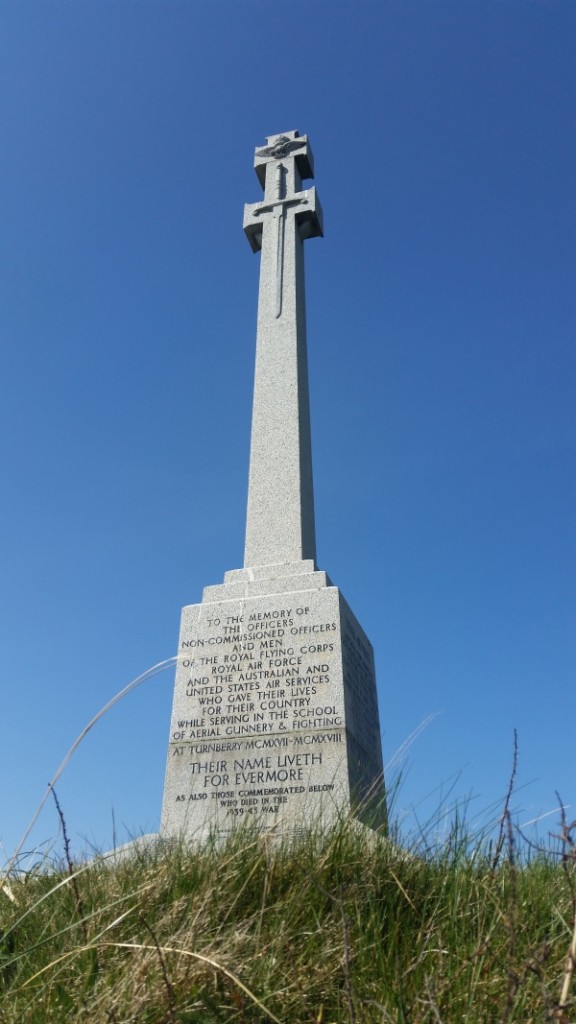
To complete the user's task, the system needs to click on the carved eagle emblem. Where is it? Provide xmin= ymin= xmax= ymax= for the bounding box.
xmin=257 ymin=135 xmax=305 ymax=160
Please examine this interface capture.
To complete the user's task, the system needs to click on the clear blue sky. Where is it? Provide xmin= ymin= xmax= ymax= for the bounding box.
xmin=1 ymin=1 xmax=574 ymax=862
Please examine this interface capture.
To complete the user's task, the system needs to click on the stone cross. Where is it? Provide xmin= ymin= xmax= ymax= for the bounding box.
xmin=161 ymin=131 xmax=386 ymax=841
xmin=243 ymin=131 xmax=323 ymax=569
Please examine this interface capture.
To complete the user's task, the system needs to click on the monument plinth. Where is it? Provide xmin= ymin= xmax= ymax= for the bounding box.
xmin=161 ymin=132 xmax=385 ymax=839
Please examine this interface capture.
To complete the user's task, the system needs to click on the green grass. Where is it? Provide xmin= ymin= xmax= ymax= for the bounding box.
xmin=1 ymin=814 xmax=575 ymax=1023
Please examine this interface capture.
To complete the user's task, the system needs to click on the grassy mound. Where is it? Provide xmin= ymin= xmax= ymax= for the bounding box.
xmin=1 ymin=818 xmax=575 ymax=1023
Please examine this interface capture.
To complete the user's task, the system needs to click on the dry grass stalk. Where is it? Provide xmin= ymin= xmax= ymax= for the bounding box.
xmin=555 ymin=796 xmax=576 ymax=1018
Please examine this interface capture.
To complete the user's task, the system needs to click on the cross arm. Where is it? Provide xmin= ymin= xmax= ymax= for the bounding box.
xmin=243 ymin=187 xmax=324 ymax=253
xmin=253 ymin=131 xmax=315 ymax=189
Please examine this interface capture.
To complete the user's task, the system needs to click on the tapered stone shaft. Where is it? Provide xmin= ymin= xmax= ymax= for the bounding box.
xmin=243 ymin=131 xmax=323 ymax=568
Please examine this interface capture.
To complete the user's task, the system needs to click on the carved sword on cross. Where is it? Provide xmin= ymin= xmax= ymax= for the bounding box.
xmin=244 ymin=132 xmax=323 ymax=319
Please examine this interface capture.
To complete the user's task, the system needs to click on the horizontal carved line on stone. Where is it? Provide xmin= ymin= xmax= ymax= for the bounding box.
xmin=225 ymin=560 xmax=317 ymax=583
xmin=202 ymin=574 xmax=333 ymax=603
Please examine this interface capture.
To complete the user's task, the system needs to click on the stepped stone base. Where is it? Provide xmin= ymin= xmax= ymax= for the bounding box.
xmin=161 ymin=561 xmax=386 ymax=841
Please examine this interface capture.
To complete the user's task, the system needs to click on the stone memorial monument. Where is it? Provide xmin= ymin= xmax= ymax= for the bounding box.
xmin=161 ymin=131 xmax=385 ymax=839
